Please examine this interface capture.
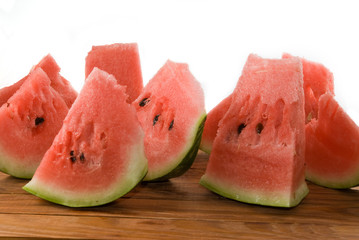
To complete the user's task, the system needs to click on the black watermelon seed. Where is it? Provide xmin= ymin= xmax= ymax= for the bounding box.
xmin=6 ymin=102 xmax=10 ymax=107
xmin=169 ymin=120 xmax=174 ymax=130
xmin=70 ymin=150 xmax=74 ymax=156
xmin=70 ymin=156 xmax=76 ymax=163
xmin=256 ymin=123 xmax=264 ymax=134
xmin=35 ymin=117 xmax=45 ymax=126
xmin=153 ymin=114 xmax=160 ymax=126
xmin=139 ymin=98 xmax=150 ymax=107
xmin=237 ymin=123 xmax=246 ymax=135
xmin=80 ymin=152 xmax=85 ymax=162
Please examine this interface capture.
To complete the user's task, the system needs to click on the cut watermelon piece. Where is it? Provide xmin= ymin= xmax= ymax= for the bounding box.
xmin=200 ymin=95 xmax=232 ymax=154
xmin=0 ymin=68 xmax=69 ymax=178
xmin=305 ymin=93 xmax=359 ymax=188
xmin=201 ymin=54 xmax=335 ymax=155
xmin=85 ymin=43 xmax=143 ymax=103
xmin=23 ymin=68 xmax=147 ymax=207
xmin=133 ymin=60 xmax=206 ymax=181
xmin=200 ymin=54 xmax=308 ymax=207
xmin=0 ymin=54 xmax=78 ymax=109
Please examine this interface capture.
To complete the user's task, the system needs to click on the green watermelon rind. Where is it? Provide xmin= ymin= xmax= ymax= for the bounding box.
xmin=306 ymin=171 xmax=359 ymax=189
xmin=144 ymin=113 xmax=206 ymax=182
xmin=23 ymin=145 xmax=148 ymax=207
xmin=0 ymin=146 xmax=37 ymax=179
xmin=200 ymin=174 xmax=309 ymax=208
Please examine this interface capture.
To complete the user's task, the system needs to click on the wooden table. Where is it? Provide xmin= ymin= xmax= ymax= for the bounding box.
xmin=0 ymin=151 xmax=359 ymax=239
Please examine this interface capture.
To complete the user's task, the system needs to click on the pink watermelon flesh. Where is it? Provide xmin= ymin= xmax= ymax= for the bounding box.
xmin=0 ymin=68 xmax=69 ymax=178
xmin=0 ymin=54 xmax=77 ymax=109
xmin=282 ymin=53 xmax=334 ymax=121
xmin=200 ymin=95 xmax=232 ymax=154
xmin=201 ymin=54 xmax=335 ymax=154
xmin=200 ymin=54 xmax=308 ymax=207
xmin=85 ymin=43 xmax=143 ymax=103
xmin=133 ymin=60 xmax=206 ymax=181
xmin=23 ymin=68 xmax=147 ymax=207
xmin=305 ymin=93 xmax=359 ymax=188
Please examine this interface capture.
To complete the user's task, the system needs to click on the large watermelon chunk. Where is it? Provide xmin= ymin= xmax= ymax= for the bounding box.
xmin=85 ymin=43 xmax=143 ymax=103
xmin=0 ymin=54 xmax=78 ymax=109
xmin=23 ymin=68 xmax=147 ymax=207
xmin=133 ymin=60 xmax=206 ymax=181
xmin=0 ymin=68 xmax=69 ymax=178
xmin=200 ymin=54 xmax=309 ymax=207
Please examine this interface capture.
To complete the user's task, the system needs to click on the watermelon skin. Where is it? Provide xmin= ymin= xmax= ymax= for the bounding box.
xmin=0 ymin=68 xmax=69 ymax=178
xmin=200 ymin=54 xmax=308 ymax=207
xmin=305 ymin=93 xmax=359 ymax=188
xmin=85 ymin=43 xmax=143 ymax=103
xmin=200 ymin=95 xmax=231 ymax=154
xmin=133 ymin=60 xmax=206 ymax=182
xmin=23 ymin=68 xmax=147 ymax=207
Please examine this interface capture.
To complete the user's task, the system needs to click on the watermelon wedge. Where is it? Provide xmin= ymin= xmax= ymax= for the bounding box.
xmin=0 ymin=68 xmax=69 ymax=178
xmin=23 ymin=68 xmax=147 ymax=207
xmin=85 ymin=43 xmax=143 ymax=103
xmin=305 ymin=93 xmax=359 ymax=188
xmin=200 ymin=54 xmax=308 ymax=207
xmin=133 ymin=60 xmax=206 ymax=182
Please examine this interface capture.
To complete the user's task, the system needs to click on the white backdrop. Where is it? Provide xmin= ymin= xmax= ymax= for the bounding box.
xmin=1 ymin=0 xmax=358 ymax=124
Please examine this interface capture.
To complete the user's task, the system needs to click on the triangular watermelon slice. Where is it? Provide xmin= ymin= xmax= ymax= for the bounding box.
xmin=85 ymin=43 xmax=143 ymax=103
xmin=23 ymin=68 xmax=147 ymax=207
xmin=133 ymin=60 xmax=206 ymax=181
xmin=0 ymin=68 xmax=69 ymax=178
xmin=200 ymin=54 xmax=308 ymax=207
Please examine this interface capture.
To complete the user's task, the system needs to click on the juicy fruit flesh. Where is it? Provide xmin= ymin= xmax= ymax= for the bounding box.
xmin=134 ymin=60 xmax=205 ymax=181
xmin=0 ymin=68 xmax=69 ymax=178
xmin=85 ymin=43 xmax=143 ymax=103
xmin=23 ymin=68 xmax=147 ymax=207
xmin=305 ymin=93 xmax=359 ymax=188
xmin=200 ymin=95 xmax=232 ymax=154
xmin=201 ymin=54 xmax=307 ymax=207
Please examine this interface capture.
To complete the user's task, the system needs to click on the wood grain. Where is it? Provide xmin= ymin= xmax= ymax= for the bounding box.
xmin=0 ymin=151 xmax=359 ymax=239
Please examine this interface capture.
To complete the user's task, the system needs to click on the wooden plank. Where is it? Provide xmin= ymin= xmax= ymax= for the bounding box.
xmin=0 ymin=152 xmax=358 ymax=238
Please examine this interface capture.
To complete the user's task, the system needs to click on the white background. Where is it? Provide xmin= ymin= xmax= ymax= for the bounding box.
xmin=0 ymin=0 xmax=358 ymax=124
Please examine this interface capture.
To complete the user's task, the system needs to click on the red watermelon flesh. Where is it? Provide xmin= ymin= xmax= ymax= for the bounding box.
xmin=85 ymin=43 xmax=143 ymax=103
xmin=200 ymin=54 xmax=335 ymax=154
xmin=0 ymin=68 xmax=69 ymax=178
xmin=200 ymin=94 xmax=232 ymax=154
xmin=305 ymin=93 xmax=359 ymax=188
xmin=133 ymin=60 xmax=206 ymax=181
xmin=0 ymin=54 xmax=77 ymax=109
xmin=200 ymin=54 xmax=308 ymax=207
xmin=282 ymin=53 xmax=334 ymax=122
xmin=23 ymin=68 xmax=147 ymax=207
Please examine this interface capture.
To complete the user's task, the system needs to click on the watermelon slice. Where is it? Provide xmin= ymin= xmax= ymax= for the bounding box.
xmin=85 ymin=43 xmax=143 ymax=103
xmin=305 ymin=93 xmax=359 ymax=188
xmin=133 ymin=60 xmax=206 ymax=181
xmin=0 ymin=54 xmax=78 ymax=109
xmin=23 ymin=68 xmax=147 ymax=207
xmin=200 ymin=95 xmax=232 ymax=154
xmin=200 ymin=54 xmax=309 ymax=207
xmin=0 ymin=68 xmax=69 ymax=178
